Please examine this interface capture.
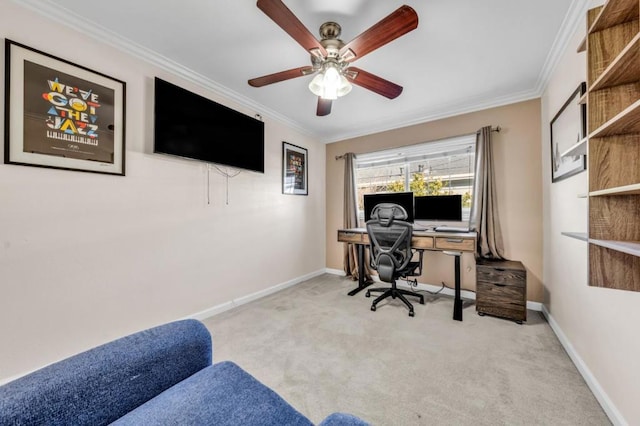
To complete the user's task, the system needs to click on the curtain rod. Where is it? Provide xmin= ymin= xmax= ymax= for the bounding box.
xmin=335 ymin=125 xmax=501 ymax=160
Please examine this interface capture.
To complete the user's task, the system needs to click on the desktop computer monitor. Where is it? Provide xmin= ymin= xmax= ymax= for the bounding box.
xmin=414 ymin=194 xmax=463 ymax=222
xmin=363 ymin=192 xmax=415 ymax=223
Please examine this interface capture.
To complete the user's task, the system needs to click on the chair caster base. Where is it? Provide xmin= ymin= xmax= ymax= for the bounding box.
xmin=371 ymin=305 xmax=376 ymax=312
xmin=409 ymin=311 xmax=414 ymax=317
xmin=365 ymin=291 xmax=370 ymax=297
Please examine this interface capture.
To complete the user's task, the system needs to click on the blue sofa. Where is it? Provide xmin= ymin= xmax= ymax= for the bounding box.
xmin=0 ymin=319 xmax=368 ymax=425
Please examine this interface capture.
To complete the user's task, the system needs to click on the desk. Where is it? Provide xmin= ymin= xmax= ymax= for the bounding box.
xmin=337 ymin=228 xmax=477 ymax=321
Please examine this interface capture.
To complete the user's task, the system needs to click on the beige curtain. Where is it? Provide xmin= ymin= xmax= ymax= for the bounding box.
xmin=469 ymin=126 xmax=506 ymax=259
xmin=343 ymin=153 xmax=373 ymax=280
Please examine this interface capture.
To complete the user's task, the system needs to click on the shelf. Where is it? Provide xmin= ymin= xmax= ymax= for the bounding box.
xmin=589 ymin=98 xmax=640 ymax=137
xmin=562 ymin=232 xmax=588 ymax=241
xmin=590 ymin=239 xmax=640 ymax=257
xmin=590 ymin=32 xmax=640 ymax=91
xmin=560 ymin=137 xmax=587 ymax=158
xmin=578 ymin=92 xmax=587 ymax=105
xmin=578 ymin=36 xmax=587 ymax=53
xmin=584 ymin=1 xmax=640 ymax=292
xmin=589 ymin=183 xmax=640 ymax=196
xmin=577 ymin=193 xmax=588 ymax=198
xmin=589 ymin=0 xmax=639 ymax=34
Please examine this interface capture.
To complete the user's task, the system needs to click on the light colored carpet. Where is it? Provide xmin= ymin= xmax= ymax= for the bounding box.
xmin=203 ymin=274 xmax=610 ymax=425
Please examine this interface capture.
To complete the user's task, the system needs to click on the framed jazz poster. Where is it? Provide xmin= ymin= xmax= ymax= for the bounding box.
xmin=4 ymin=39 xmax=126 ymax=175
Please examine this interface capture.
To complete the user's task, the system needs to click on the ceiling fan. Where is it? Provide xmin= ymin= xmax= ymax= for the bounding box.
xmin=248 ymin=0 xmax=418 ymax=116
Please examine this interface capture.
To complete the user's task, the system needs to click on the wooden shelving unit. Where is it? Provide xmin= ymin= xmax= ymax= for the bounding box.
xmin=590 ymin=33 xmax=640 ymax=91
xmin=588 ymin=0 xmax=638 ymax=33
xmin=585 ymin=0 xmax=640 ymax=292
xmin=590 ymin=99 xmax=640 ymax=137
xmin=589 ymin=183 xmax=640 ymax=196
xmin=590 ymin=239 xmax=640 ymax=257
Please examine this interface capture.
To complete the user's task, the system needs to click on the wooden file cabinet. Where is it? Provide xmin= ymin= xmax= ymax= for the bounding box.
xmin=476 ymin=259 xmax=526 ymax=324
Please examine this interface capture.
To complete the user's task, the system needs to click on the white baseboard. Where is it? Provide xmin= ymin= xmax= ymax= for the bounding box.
xmin=324 ymin=268 xmax=542 ymax=311
xmin=1 ymin=270 xmax=326 ymax=386
xmin=188 ymin=269 xmax=327 ymax=321
xmin=325 ymin=268 xmax=346 ymax=276
xmin=541 ymin=305 xmax=626 ymax=426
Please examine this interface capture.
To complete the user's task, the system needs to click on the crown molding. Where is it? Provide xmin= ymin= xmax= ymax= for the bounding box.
xmin=534 ymin=0 xmax=590 ymax=95
xmin=10 ymin=0 xmax=316 ymax=140
xmin=13 ymin=0 xmax=588 ymax=145
xmin=320 ymin=87 xmax=541 ymax=143
xmin=321 ymin=0 xmax=590 ymax=144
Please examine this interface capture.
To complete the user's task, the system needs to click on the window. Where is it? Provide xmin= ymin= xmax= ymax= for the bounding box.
xmin=355 ymin=134 xmax=476 ymax=224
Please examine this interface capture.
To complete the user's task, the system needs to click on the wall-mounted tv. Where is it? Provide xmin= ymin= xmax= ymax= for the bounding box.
xmin=153 ymin=77 xmax=264 ymax=173
xmin=363 ymin=192 xmax=415 ymax=223
xmin=414 ymin=194 xmax=463 ymax=221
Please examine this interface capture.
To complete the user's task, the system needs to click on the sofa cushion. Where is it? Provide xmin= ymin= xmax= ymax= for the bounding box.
xmin=319 ymin=413 xmax=370 ymax=426
xmin=0 ymin=319 xmax=211 ymax=426
xmin=112 ymin=361 xmax=313 ymax=426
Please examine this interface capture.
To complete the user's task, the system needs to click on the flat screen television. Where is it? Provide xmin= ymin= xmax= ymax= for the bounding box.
xmin=363 ymin=192 xmax=415 ymax=223
xmin=154 ymin=77 xmax=264 ymax=173
xmin=414 ymin=194 xmax=463 ymax=221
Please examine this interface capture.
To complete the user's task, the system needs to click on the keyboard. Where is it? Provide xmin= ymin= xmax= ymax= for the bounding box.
xmin=434 ymin=225 xmax=470 ymax=233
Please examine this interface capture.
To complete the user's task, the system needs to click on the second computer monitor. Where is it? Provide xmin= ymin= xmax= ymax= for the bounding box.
xmin=414 ymin=194 xmax=463 ymax=222
xmin=363 ymin=192 xmax=415 ymax=223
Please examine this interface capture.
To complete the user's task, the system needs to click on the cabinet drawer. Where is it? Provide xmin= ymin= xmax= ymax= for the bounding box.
xmin=477 ymin=268 xmax=526 ymax=287
xmin=337 ymin=231 xmax=363 ymax=244
xmin=435 ymin=237 xmax=475 ymax=252
xmin=476 ymin=281 xmax=525 ymax=308
xmin=476 ymin=260 xmax=526 ymax=287
xmin=411 ymin=236 xmax=434 ymax=249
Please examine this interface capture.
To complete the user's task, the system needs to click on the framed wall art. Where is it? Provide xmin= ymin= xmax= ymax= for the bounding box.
xmin=4 ymin=39 xmax=126 ymax=175
xmin=550 ymin=82 xmax=586 ymax=183
xmin=282 ymin=142 xmax=308 ymax=195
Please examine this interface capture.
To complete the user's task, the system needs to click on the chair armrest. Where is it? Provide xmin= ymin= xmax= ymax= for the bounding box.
xmin=416 ymin=248 xmax=424 ymax=274
xmin=406 ymin=249 xmax=424 ymax=276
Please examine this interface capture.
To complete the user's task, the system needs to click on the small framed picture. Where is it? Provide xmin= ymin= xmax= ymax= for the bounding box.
xmin=282 ymin=142 xmax=308 ymax=195
xmin=4 ymin=39 xmax=126 ymax=175
xmin=550 ymin=82 xmax=586 ymax=183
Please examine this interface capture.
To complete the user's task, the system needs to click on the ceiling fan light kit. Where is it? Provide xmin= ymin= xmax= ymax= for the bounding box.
xmin=249 ymin=0 xmax=418 ymax=116
xmin=308 ymin=62 xmax=352 ymax=100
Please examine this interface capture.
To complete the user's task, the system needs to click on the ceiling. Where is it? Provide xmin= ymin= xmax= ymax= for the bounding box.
xmin=17 ymin=0 xmax=584 ymax=143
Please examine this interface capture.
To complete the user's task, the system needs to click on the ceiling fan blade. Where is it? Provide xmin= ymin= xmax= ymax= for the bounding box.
xmin=316 ymin=97 xmax=332 ymax=116
xmin=340 ymin=5 xmax=418 ymax=62
xmin=346 ymin=67 xmax=403 ymax=99
xmin=248 ymin=66 xmax=315 ymax=87
xmin=257 ymin=0 xmax=327 ymax=57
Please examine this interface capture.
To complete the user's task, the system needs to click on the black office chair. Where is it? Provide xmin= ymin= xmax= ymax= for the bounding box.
xmin=365 ymin=203 xmax=425 ymax=317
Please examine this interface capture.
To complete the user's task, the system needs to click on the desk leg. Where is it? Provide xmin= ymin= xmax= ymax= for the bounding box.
xmin=453 ymin=255 xmax=463 ymax=321
xmin=348 ymin=244 xmax=372 ymax=296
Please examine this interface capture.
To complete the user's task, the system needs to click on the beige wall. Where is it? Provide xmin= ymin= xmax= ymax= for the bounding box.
xmin=326 ymin=99 xmax=543 ymax=302
xmin=541 ymin=4 xmax=640 ymax=423
xmin=0 ymin=0 xmax=325 ymax=381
